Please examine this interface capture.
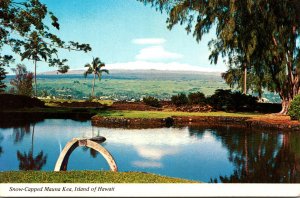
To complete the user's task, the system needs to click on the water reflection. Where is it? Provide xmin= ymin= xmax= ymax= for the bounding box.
xmin=16 ymin=124 xmax=47 ymax=170
xmin=191 ymin=127 xmax=300 ymax=183
xmin=0 ymin=133 xmax=3 ymax=157
xmin=13 ymin=124 xmax=31 ymax=144
xmin=0 ymin=119 xmax=299 ymax=183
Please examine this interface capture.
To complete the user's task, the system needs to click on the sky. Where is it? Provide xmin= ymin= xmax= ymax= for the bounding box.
xmin=13 ymin=0 xmax=227 ymax=73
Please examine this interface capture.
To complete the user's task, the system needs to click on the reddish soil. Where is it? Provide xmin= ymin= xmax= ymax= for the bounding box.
xmin=246 ymin=115 xmax=300 ymax=130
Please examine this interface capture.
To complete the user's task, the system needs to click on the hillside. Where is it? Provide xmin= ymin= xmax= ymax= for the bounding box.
xmin=5 ymin=70 xmax=281 ymax=102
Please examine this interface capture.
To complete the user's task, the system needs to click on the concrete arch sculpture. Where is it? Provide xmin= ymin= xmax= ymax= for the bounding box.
xmin=54 ymin=138 xmax=118 ymax=172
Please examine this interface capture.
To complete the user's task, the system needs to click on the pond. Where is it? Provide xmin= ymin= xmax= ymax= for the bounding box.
xmin=0 ymin=119 xmax=299 ymax=183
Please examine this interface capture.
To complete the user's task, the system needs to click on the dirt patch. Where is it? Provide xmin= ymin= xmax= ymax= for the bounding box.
xmin=246 ymin=115 xmax=300 ymax=130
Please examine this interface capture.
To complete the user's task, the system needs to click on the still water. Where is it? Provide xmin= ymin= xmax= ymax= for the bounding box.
xmin=0 ymin=119 xmax=299 ymax=183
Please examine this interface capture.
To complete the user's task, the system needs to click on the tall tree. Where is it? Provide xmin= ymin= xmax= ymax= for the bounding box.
xmin=10 ymin=64 xmax=33 ymax=96
xmin=0 ymin=65 xmax=7 ymax=93
xmin=0 ymin=0 xmax=92 ymax=97
xmin=84 ymin=57 xmax=109 ymax=98
xmin=139 ymin=0 xmax=300 ymax=114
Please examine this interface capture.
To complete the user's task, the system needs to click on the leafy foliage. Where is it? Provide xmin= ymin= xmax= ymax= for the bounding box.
xmin=0 ymin=0 xmax=92 ymax=96
xmin=0 ymin=94 xmax=45 ymax=110
xmin=0 ymin=65 xmax=7 ymax=93
xmin=171 ymin=93 xmax=188 ymax=106
xmin=138 ymin=0 xmax=300 ymax=114
xmin=10 ymin=64 xmax=33 ymax=96
xmin=207 ymin=89 xmax=257 ymax=112
xmin=288 ymin=94 xmax=300 ymax=120
xmin=84 ymin=57 xmax=109 ymax=97
xmin=0 ymin=0 xmax=91 ymax=67
xmin=188 ymin=91 xmax=206 ymax=104
xmin=143 ymin=96 xmax=161 ymax=107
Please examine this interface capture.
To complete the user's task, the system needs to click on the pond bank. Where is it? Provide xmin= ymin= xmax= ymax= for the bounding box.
xmin=92 ymin=113 xmax=300 ymax=131
xmin=2 ymin=108 xmax=300 ymax=131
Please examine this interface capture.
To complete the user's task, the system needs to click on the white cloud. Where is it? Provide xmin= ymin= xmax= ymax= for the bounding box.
xmin=135 ymin=146 xmax=179 ymax=160
xmin=135 ymin=46 xmax=183 ymax=61
xmin=106 ymin=61 xmax=226 ymax=72
xmin=132 ymin=161 xmax=162 ymax=168
xmin=132 ymin=38 xmax=166 ymax=45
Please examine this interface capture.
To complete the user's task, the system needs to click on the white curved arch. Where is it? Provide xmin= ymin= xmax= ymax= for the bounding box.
xmin=54 ymin=138 xmax=118 ymax=172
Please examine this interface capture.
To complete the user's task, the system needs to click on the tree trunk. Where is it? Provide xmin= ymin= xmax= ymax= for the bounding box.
xmin=34 ymin=60 xmax=37 ymax=97
xmin=244 ymin=63 xmax=247 ymax=95
xmin=279 ymin=98 xmax=291 ymax=115
xmin=92 ymin=73 xmax=96 ymax=98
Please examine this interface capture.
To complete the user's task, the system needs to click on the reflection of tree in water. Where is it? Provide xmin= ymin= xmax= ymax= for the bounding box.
xmin=13 ymin=124 xmax=31 ymax=143
xmin=82 ymin=147 xmax=98 ymax=158
xmin=0 ymin=133 xmax=3 ymax=156
xmin=16 ymin=124 xmax=47 ymax=170
xmin=17 ymin=151 xmax=47 ymax=170
xmin=198 ymin=127 xmax=300 ymax=183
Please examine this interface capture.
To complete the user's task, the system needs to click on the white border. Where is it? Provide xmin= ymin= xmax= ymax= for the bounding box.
xmin=1 ymin=183 xmax=300 ymax=197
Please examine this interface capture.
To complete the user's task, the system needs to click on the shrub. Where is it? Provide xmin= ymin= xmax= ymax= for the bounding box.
xmin=0 ymin=94 xmax=45 ymax=110
xmin=171 ymin=93 xmax=188 ymax=106
xmin=143 ymin=96 xmax=161 ymax=107
xmin=231 ymin=92 xmax=257 ymax=111
xmin=288 ymin=95 xmax=300 ymax=120
xmin=188 ymin=92 xmax=206 ymax=104
xmin=207 ymin=89 xmax=233 ymax=111
xmin=207 ymin=89 xmax=257 ymax=111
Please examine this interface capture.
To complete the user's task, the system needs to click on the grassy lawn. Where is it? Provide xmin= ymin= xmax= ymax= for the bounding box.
xmin=0 ymin=171 xmax=197 ymax=183
xmin=96 ymin=110 xmax=262 ymax=119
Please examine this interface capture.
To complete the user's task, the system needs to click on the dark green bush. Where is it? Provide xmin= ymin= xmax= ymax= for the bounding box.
xmin=188 ymin=92 xmax=206 ymax=104
xmin=0 ymin=94 xmax=45 ymax=110
xmin=143 ymin=96 xmax=161 ymax=107
xmin=207 ymin=89 xmax=232 ymax=110
xmin=171 ymin=93 xmax=188 ymax=106
xmin=207 ymin=89 xmax=257 ymax=111
xmin=288 ymin=95 xmax=300 ymax=120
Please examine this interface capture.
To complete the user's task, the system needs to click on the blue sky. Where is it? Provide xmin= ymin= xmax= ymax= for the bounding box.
xmin=21 ymin=0 xmax=227 ymax=73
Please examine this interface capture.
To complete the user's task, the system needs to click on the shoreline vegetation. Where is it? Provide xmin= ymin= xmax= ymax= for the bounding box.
xmin=1 ymin=107 xmax=300 ymax=131
xmin=92 ymin=111 xmax=300 ymax=130
xmin=0 ymin=171 xmax=197 ymax=183
xmin=0 ymin=94 xmax=299 ymax=131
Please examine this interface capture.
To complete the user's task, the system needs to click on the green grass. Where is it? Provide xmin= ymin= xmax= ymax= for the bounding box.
xmin=0 ymin=171 xmax=197 ymax=183
xmin=96 ymin=110 xmax=262 ymax=119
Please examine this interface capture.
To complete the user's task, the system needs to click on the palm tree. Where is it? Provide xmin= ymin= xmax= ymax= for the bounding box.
xmin=21 ymin=31 xmax=51 ymax=97
xmin=16 ymin=124 xmax=47 ymax=170
xmin=84 ymin=57 xmax=109 ymax=98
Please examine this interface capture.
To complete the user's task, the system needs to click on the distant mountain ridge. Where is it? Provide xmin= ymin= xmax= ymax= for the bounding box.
xmin=39 ymin=69 xmax=222 ymax=76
